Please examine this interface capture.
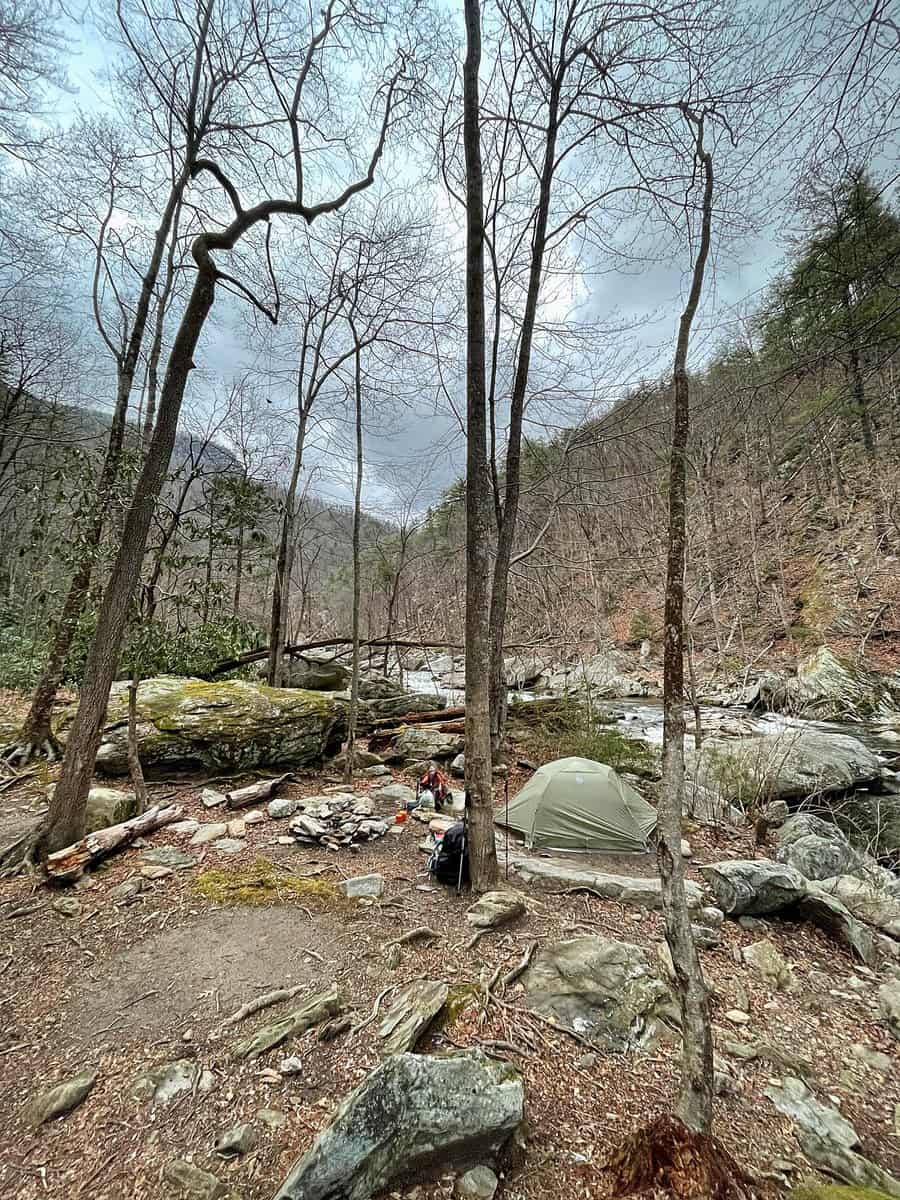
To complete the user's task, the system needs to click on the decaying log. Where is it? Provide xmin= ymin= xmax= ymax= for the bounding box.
xmin=371 ymin=706 xmax=466 ymax=729
xmin=225 ymin=773 xmax=293 ymax=810
xmin=45 ymin=803 xmax=183 ymax=881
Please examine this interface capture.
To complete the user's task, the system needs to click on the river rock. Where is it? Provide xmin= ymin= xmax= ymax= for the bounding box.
xmin=339 ymin=874 xmax=386 ymax=899
xmin=212 ymin=837 xmax=245 ymax=854
xmin=72 ymin=676 xmax=346 ymax=774
xmin=522 ymin=936 xmax=676 ymax=1051
xmin=274 ymin=651 xmax=351 ymax=690
xmin=377 ymin=980 xmax=449 ymax=1055
xmin=332 ymin=748 xmax=387 ymax=771
xmin=215 ymin=1122 xmax=257 ymax=1156
xmin=164 ymin=1160 xmax=230 ymax=1200
xmin=685 ymin=730 xmax=883 ymax=808
xmin=25 ymin=1068 xmax=97 ymax=1126
xmin=450 ymin=753 xmax=465 ymax=777
xmin=170 ymin=819 xmax=201 ymax=835
xmin=512 ymin=858 xmax=703 ymax=910
xmin=543 ymin=650 xmax=655 ymax=698
xmin=879 ymin=980 xmax=900 ymax=1040
xmin=456 ymin=1166 xmax=499 ymax=1200
xmin=466 ymin=891 xmax=526 ymax=929
xmin=363 ymin=692 xmax=446 ymax=722
xmin=201 ymin=788 xmax=226 ymax=808
xmin=268 ymin=797 xmax=300 ymax=819
xmin=743 ymin=939 xmax=795 ymax=990
xmin=699 ymin=860 xmax=806 ymax=915
xmin=273 ymin=1050 xmax=523 ymax=1200
xmin=110 ymin=876 xmax=143 ymax=902
xmin=750 ymin=646 xmax=900 ymax=721
xmin=776 ymin=814 xmax=897 ymax=891
xmin=52 ymin=896 xmax=81 ymax=918
xmin=385 ymin=728 xmax=462 ymax=763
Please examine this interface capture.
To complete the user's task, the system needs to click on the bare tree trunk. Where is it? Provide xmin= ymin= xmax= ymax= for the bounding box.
xmin=127 ymin=666 xmax=149 ymax=814
xmin=843 ymin=296 xmax=887 ymax=547
xmin=658 ymin=117 xmax=714 ymax=1135
xmin=344 ymin=337 xmax=364 ymax=785
xmin=45 ymin=268 xmax=217 ymax=852
xmin=463 ymin=0 xmax=498 ymax=891
xmin=268 ymin=406 xmax=309 ymax=687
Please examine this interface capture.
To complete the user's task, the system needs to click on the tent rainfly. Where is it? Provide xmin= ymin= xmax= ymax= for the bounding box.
xmin=497 ymin=756 xmax=657 ymax=853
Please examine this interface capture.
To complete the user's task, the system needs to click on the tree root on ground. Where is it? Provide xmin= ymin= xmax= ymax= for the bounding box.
xmin=1 ymin=735 xmax=61 ymax=767
xmin=0 ymin=820 xmax=46 ymax=878
xmin=607 ymin=1115 xmax=759 ymax=1199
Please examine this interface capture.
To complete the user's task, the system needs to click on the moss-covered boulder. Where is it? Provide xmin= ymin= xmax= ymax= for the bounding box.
xmin=61 ymin=677 xmax=347 ymax=775
xmin=753 ymin=646 xmax=900 ymax=721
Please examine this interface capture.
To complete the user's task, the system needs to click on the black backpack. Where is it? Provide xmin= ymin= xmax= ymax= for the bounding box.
xmin=428 ymin=821 xmax=469 ymax=886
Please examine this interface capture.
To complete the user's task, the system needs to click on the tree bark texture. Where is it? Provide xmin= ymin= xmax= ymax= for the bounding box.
xmin=345 ymin=335 xmax=364 ymax=784
xmin=462 ymin=0 xmax=498 ymax=890
xmin=658 ymin=120 xmax=715 ymax=1134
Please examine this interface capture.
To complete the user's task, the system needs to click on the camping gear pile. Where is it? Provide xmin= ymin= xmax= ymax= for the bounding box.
xmin=496 ymin=756 xmax=656 ymax=853
xmin=286 ymin=795 xmax=390 ymax=850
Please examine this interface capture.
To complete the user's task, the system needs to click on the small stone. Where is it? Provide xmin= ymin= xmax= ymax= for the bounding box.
xmin=201 ymin=788 xmax=227 ymax=809
xmin=132 ymin=1059 xmax=201 ymax=1105
xmin=737 ymin=916 xmax=767 ymax=932
xmin=268 ymin=797 xmax=299 ymax=819
xmin=243 ymin=810 xmax=265 ymax=825
xmin=215 ymin=1122 xmax=257 ymax=1156
xmin=362 ymin=764 xmax=390 ymax=777
xmin=256 ymin=1107 xmax=286 ymax=1129
xmin=743 ymin=939 xmax=796 ymax=992
xmin=212 ymin=838 xmax=245 ymax=854
xmin=576 ymin=1053 xmax=598 ymax=1070
xmin=279 ymin=1057 xmax=304 ymax=1076
xmin=190 ymin=822 xmax=229 ymax=846
xmin=725 ymin=1009 xmax=751 ymax=1025
xmin=455 ymin=1165 xmax=499 ymax=1200
xmin=141 ymin=864 xmax=173 ymax=880
xmin=338 ymin=874 xmax=386 ymax=899
xmin=52 ymin=897 xmax=81 ymax=918
xmin=681 ymin=839 xmax=692 ymax=858
xmin=466 ymin=891 xmax=526 ymax=929
xmin=170 ymin=819 xmax=201 ymax=835
xmin=164 ymin=1159 xmax=228 ymax=1199
xmin=25 ymin=1069 xmax=97 ymax=1126
xmin=110 ymin=877 xmax=143 ymax=902
xmin=140 ymin=846 xmax=196 ymax=870
xmin=226 ymin=819 xmax=246 ymax=838
xmin=182 ymin=1029 xmax=193 ymax=1042
xmin=850 ymin=1043 xmax=892 ymax=1074
xmin=277 ymin=836 xmax=296 ymax=846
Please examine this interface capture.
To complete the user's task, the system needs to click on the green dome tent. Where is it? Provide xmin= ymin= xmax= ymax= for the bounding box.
xmin=497 ymin=756 xmax=657 ymax=853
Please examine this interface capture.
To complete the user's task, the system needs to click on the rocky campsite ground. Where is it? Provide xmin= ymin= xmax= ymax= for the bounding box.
xmin=1 ymin=717 xmax=899 ymax=1200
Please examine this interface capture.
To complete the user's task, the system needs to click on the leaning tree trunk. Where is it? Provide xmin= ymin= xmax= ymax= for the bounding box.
xmin=344 ymin=337 xmax=364 ymax=785
xmin=267 ymin=406 xmax=309 ymax=687
xmin=462 ymin=0 xmax=498 ymax=890
xmin=45 ymin=268 xmax=217 ymax=852
xmin=657 ymin=122 xmax=715 ymax=1134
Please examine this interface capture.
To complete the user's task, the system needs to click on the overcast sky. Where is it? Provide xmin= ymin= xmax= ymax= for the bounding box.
xmin=45 ymin=5 xmax=892 ymax=518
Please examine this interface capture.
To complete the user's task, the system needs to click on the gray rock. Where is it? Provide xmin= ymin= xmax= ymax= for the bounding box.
xmin=765 ymin=1075 xmax=858 ymax=1152
xmin=690 ymin=924 xmax=721 ymax=950
xmin=450 ymin=753 xmax=466 ymax=778
xmin=351 ymin=798 xmax=375 ymax=817
xmin=796 ymin=887 xmax=876 ymax=966
xmin=878 ymin=979 xmax=900 ymax=1040
xmin=110 ymin=876 xmax=143 ymax=902
xmin=696 ymin=906 xmax=725 ymax=929
xmin=743 ymin=939 xmax=795 ymax=990
xmin=513 ymin=858 xmax=703 ymax=910
xmin=795 ymin=1132 xmax=900 ymax=1196
xmin=76 ymin=675 xmax=347 ymax=774
xmin=132 ymin=1059 xmax=203 ymax=1105
xmin=52 ymin=897 xmax=81 ymax=918
xmin=371 ymin=783 xmax=417 ymax=807
xmin=268 ymin=797 xmax=299 ymax=819
xmin=226 ymin=819 xmax=245 ymax=837
xmin=761 ymin=800 xmax=790 ymax=827
xmin=279 ymin=1056 xmax=304 ymax=1075
xmin=753 ymin=646 xmax=900 ymax=722
xmin=362 ymin=764 xmax=391 ymax=777
xmin=215 ymin=1122 xmax=257 ymax=1156
xmin=850 ymin=1043 xmax=892 ymax=1074
xmin=243 ymin=810 xmax=265 ymax=825
xmin=201 ymin=788 xmax=227 ymax=808
xmin=776 ymin=833 xmax=854 ymax=880
xmin=140 ymin=846 xmax=196 ymax=870
xmin=522 ymin=936 xmax=676 ymax=1051
xmin=339 ymin=874 xmax=386 ymax=900
xmin=466 ymin=891 xmax=526 ymax=929
xmin=817 ymin=874 xmax=900 ymax=937
xmin=385 ymin=728 xmax=462 ymax=763
xmin=164 ymin=1160 xmax=229 ymax=1200
xmin=377 ymin=980 xmax=449 ymax=1055
xmin=455 ymin=1166 xmax=498 ymax=1200
xmin=190 ymin=822 xmax=229 ymax=846
xmin=273 ymin=1051 xmax=523 ymax=1200
xmin=80 ymin=787 xmax=139 ymax=830
xmin=332 ymin=748 xmax=385 ymax=770
xmin=25 ymin=1069 xmax=97 ymax=1126
xmin=170 ymin=819 xmax=201 ymax=835
xmin=257 ymin=1108 xmax=287 ymax=1129
xmin=699 ymin=860 xmax=806 ymax=915
xmin=141 ymin=864 xmax=173 ymax=880
xmin=211 ymin=838 xmax=245 ymax=854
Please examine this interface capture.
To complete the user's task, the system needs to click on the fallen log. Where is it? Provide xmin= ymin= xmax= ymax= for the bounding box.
xmin=371 ymin=706 xmax=466 ymax=729
xmin=45 ymin=803 xmax=183 ymax=882
xmin=225 ymin=772 xmax=293 ymax=810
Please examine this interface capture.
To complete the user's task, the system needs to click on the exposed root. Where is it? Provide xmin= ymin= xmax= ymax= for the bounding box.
xmin=0 ymin=819 xmax=46 ymax=878
xmin=607 ymin=1115 xmax=759 ymax=1200
xmin=1 ymin=735 xmax=60 ymax=767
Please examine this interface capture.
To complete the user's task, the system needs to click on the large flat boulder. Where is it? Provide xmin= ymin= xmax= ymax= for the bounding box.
xmin=685 ymin=730 xmax=883 ymax=807
xmin=750 ymin=646 xmax=900 ymax=721
xmin=385 ymin=727 xmax=462 ymax=763
xmin=64 ymin=677 xmax=347 ymax=774
xmin=522 ymin=935 xmax=677 ymax=1051
xmin=273 ymin=1051 xmax=523 ymax=1200
xmin=512 ymin=857 xmax=703 ymax=910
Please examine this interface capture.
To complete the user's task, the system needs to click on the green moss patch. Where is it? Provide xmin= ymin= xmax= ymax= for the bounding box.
xmin=791 ymin=1186 xmax=897 ymax=1200
xmin=193 ymin=858 xmax=350 ymax=911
